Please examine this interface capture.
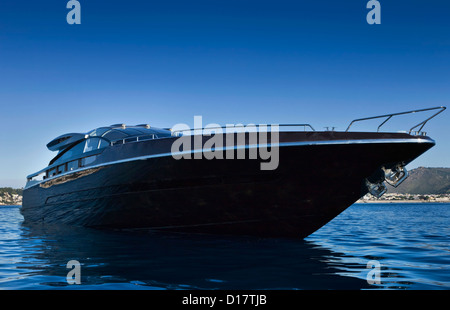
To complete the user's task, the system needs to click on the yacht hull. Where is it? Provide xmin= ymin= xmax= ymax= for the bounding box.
xmin=21 ymin=132 xmax=434 ymax=238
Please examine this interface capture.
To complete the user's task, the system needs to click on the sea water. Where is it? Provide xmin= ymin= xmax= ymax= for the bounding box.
xmin=0 ymin=203 xmax=449 ymax=290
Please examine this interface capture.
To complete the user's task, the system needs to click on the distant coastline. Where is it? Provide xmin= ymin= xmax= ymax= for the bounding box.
xmin=0 ymin=188 xmax=23 ymax=206
xmin=2 ymin=191 xmax=450 ymax=206
xmin=357 ymin=193 xmax=450 ymax=203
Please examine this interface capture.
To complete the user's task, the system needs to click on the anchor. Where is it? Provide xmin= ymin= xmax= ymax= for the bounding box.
xmin=365 ymin=179 xmax=387 ymax=198
xmin=383 ymin=165 xmax=408 ymax=187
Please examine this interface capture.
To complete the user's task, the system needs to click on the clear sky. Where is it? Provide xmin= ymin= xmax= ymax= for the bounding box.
xmin=0 ymin=0 xmax=449 ymax=188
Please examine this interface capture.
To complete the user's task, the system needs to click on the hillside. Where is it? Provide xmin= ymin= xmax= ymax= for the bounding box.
xmin=386 ymin=167 xmax=450 ymax=195
xmin=0 ymin=187 xmax=23 ymax=205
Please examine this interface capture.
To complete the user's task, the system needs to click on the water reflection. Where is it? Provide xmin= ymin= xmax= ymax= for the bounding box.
xmin=306 ymin=203 xmax=450 ymax=289
xmin=17 ymin=222 xmax=372 ymax=290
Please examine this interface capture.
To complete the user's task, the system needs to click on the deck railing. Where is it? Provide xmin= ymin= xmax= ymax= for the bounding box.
xmin=345 ymin=106 xmax=446 ymax=134
xmin=171 ymin=124 xmax=315 ymax=136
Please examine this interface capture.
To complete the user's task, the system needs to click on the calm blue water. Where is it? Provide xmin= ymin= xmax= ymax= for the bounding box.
xmin=0 ymin=203 xmax=449 ymax=290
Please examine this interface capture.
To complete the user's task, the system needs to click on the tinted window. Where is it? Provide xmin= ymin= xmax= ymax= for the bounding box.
xmin=67 ymin=160 xmax=79 ymax=171
xmin=89 ymin=127 xmax=110 ymax=137
xmin=83 ymin=138 xmax=109 ymax=153
xmin=138 ymin=135 xmax=156 ymax=141
xmin=57 ymin=164 xmax=66 ymax=174
xmin=116 ymin=128 xmax=142 ymax=136
xmin=54 ymin=141 xmax=85 ymax=165
xmin=84 ymin=138 xmax=100 ymax=153
xmin=102 ymin=130 xmax=128 ymax=141
xmin=81 ymin=155 xmax=97 ymax=167
xmin=99 ymin=139 xmax=110 ymax=149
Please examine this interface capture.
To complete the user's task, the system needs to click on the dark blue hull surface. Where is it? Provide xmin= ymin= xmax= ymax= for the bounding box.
xmin=21 ymin=132 xmax=434 ymax=238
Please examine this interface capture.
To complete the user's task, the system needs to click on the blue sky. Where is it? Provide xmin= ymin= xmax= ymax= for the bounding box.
xmin=0 ymin=0 xmax=449 ymax=187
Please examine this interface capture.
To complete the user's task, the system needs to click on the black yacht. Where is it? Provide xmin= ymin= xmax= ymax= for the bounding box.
xmin=21 ymin=107 xmax=445 ymax=238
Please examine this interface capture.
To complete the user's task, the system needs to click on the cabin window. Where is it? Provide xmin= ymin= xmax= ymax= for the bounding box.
xmin=84 ymin=138 xmax=109 ymax=153
xmin=124 ymin=137 xmax=138 ymax=143
xmin=138 ymin=134 xmax=156 ymax=141
xmin=81 ymin=155 xmax=97 ymax=167
xmin=98 ymin=139 xmax=110 ymax=149
xmin=53 ymin=136 xmax=110 ymax=167
xmin=67 ymin=160 xmax=79 ymax=171
xmin=57 ymin=164 xmax=66 ymax=174
xmin=102 ymin=129 xmax=128 ymax=141
xmin=54 ymin=141 xmax=86 ymax=165
xmin=89 ymin=127 xmax=110 ymax=137
xmin=84 ymin=138 xmax=99 ymax=153
xmin=48 ymin=168 xmax=57 ymax=177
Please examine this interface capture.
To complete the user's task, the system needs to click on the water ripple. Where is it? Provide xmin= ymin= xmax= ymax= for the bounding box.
xmin=0 ymin=203 xmax=449 ymax=289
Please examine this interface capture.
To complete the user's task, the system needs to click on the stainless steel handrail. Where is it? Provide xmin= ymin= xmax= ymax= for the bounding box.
xmin=171 ymin=123 xmax=315 ymax=135
xmin=345 ymin=106 xmax=446 ymax=134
